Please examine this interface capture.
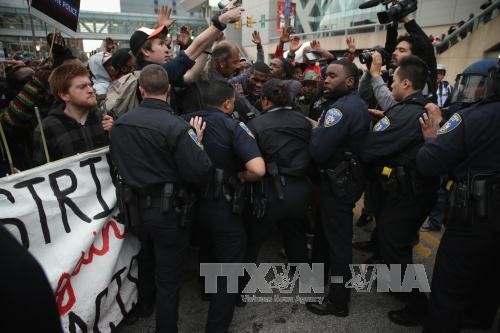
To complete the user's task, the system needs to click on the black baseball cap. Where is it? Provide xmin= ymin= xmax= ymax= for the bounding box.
xmin=130 ymin=25 xmax=168 ymax=56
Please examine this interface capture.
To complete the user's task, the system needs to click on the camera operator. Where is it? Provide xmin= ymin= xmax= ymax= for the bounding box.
xmin=358 ymin=1 xmax=436 ymax=111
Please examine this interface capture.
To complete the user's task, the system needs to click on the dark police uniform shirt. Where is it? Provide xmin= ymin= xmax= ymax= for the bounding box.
xmin=247 ymin=106 xmax=312 ymax=176
xmin=359 ymin=92 xmax=427 ymax=169
xmin=110 ymin=98 xmax=213 ymax=193
xmin=310 ymin=90 xmax=370 ymax=168
xmin=417 ymin=100 xmax=500 ymax=180
xmin=184 ymin=107 xmax=261 ymax=176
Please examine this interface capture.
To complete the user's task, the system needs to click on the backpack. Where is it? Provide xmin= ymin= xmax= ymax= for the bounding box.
xmin=103 ymin=70 xmax=141 ymax=118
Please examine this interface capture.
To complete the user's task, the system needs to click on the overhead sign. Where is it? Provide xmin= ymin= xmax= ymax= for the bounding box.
xmin=29 ymin=0 xmax=81 ymax=36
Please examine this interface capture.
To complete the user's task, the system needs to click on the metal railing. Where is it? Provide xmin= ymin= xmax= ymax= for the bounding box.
xmin=435 ymin=0 xmax=500 ymax=54
xmin=0 ymin=5 xmax=208 ymax=40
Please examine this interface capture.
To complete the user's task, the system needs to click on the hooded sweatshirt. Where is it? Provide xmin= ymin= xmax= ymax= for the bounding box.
xmin=89 ymin=52 xmax=112 ymax=95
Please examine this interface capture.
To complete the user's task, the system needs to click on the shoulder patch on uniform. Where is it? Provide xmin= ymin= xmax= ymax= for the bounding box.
xmin=239 ymin=122 xmax=255 ymax=139
xmin=324 ymin=108 xmax=343 ymax=127
xmin=438 ymin=113 xmax=462 ymax=135
xmin=188 ymin=129 xmax=204 ymax=149
xmin=373 ymin=116 xmax=390 ymax=132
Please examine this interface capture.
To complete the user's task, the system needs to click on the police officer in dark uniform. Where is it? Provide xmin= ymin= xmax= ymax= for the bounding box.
xmin=186 ymin=80 xmax=265 ymax=332
xmin=109 ymin=64 xmax=213 ymax=333
xmin=417 ymin=59 xmax=500 ymax=332
xmin=306 ymin=59 xmax=369 ymax=317
xmin=244 ymin=78 xmax=312 ymax=266
xmin=358 ymin=55 xmax=439 ymax=326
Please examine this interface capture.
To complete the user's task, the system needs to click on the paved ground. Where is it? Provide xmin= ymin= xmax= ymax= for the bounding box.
xmin=119 ymin=201 xmax=499 ymax=333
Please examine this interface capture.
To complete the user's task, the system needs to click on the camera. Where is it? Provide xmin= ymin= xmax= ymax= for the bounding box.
xmin=358 ymin=46 xmax=389 ymax=67
xmin=377 ymin=0 xmax=418 ymax=24
xmin=218 ymin=0 xmax=241 ymax=10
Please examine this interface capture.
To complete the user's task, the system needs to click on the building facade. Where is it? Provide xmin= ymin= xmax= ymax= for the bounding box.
xmin=241 ymin=0 xmax=485 ymax=46
xmin=120 ymin=0 xmax=203 ymax=17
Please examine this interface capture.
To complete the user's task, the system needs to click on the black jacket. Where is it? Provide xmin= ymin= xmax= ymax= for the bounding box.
xmin=32 ymin=104 xmax=108 ymax=166
xmin=110 ymin=98 xmax=212 ymax=193
xmin=248 ymin=106 xmax=312 ymax=176
xmin=359 ymin=92 xmax=428 ymax=169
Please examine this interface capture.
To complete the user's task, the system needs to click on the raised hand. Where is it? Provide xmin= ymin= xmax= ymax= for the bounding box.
xmin=251 ymin=30 xmax=262 ymax=45
xmin=280 ymin=26 xmax=294 ymax=43
xmin=369 ymin=51 xmax=383 ymax=78
xmin=346 ymin=36 xmax=356 ymax=54
xmin=219 ymin=5 xmax=245 ymax=24
xmin=176 ymin=25 xmax=190 ymax=47
xmin=190 ymin=116 xmax=207 ymax=141
xmin=310 ymin=40 xmax=321 ymax=50
xmin=156 ymin=5 xmax=176 ymax=28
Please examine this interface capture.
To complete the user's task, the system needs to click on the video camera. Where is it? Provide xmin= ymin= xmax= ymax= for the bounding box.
xmin=359 ymin=0 xmax=418 ymax=24
xmin=359 ymin=46 xmax=389 ymax=67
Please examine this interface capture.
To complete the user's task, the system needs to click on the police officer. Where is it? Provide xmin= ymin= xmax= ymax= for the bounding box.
xmin=244 ymin=78 xmax=312 ymax=266
xmin=358 ymin=55 xmax=439 ymax=326
xmin=306 ymin=59 xmax=369 ymax=317
xmin=186 ymin=80 xmax=265 ymax=332
xmin=109 ymin=64 xmax=213 ymax=333
xmin=417 ymin=59 xmax=500 ymax=332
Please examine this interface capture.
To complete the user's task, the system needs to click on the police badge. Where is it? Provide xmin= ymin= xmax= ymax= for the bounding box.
xmin=373 ymin=116 xmax=390 ymax=132
xmin=438 ymin=113 xmax=462 ymax=135
xmin=324 ymin=108 xmax=343 ymax=127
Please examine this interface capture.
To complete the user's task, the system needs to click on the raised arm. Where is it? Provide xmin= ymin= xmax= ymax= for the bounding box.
xmin=184 ymin=5 xmax=244 ymax=61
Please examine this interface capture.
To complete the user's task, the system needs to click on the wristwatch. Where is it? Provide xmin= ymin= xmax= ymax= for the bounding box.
xmin=211 ymin=15 xmax=227 ymax=31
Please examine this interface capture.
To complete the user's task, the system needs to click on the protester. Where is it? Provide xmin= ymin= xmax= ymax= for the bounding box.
xmin=32 ymin=63 xmax=113 ymax=165
xmin=88 ymin=51 xmax=115 ymax=97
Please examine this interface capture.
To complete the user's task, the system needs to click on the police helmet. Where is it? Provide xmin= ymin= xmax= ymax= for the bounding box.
xmin=451 ymin=59 xmax=497 ymax=104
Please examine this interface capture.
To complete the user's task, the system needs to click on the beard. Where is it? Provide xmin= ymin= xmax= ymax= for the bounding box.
xmin=323 ymin=85 xmax=348 ymax=100
xmin=74 ymin=96 xmax=97 ymax=109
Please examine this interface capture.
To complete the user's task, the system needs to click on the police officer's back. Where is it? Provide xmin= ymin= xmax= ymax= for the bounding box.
xmin=111 ymin=67 xmax=212 ymax=191
xmin=358 ymin=55 xmax=439 ymax=326
xmin=417 ymin=59 xmax=500 ymax=332
xmin=246 ymin=78 xmax=312 ymax=264
xmin=185 ymin=80 xmax=265 ymax=333
xmin=109 ymin=65 xmax=212 ymax=333
xmin=307 ymin=59 xmax=369 ymax=317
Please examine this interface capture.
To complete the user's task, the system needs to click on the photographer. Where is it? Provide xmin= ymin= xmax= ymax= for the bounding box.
xmin=358 ymin=1 xmax=436 ymax=111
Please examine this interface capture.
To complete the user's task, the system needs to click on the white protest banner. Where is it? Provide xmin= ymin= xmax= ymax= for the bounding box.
xmin=0 ymin=147 xmax=140 ymax=332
